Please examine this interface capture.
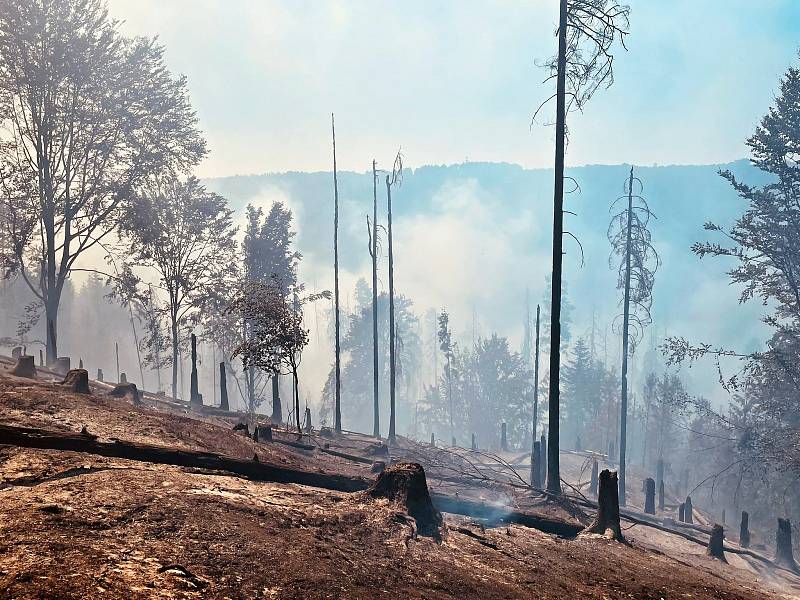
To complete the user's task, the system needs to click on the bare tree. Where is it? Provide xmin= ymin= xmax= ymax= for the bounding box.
xmin=386 ymin=150 xmax=403 ymax=444
xmin=0 ymin=0 xmax=205 ymax=364
xmin=331 ymin=113 xmax=342 ymax=433
xmin=369 ymin=159 xmax=380 ymax=438
xmin=608 ymin=166 xmax=659 ymax=504
xmin=535 ymin=0 xmax=630 ymax=494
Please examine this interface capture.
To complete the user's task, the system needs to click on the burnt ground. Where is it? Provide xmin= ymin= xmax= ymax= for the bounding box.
xmin=0 ymin=363 xmax=798 ymax=599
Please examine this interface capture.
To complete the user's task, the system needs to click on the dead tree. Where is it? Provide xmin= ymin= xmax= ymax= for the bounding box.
xmin=370 ymin=159 xmax=380 ymax=438
xmin=385 ymin=151 xmax=403 ymax=444
xmin=304 ymin=406 xmax=312 ymax=433
xmin=684 ymin=496 xmax=693 ymax=524
xmin=61 ymin=369 xmax=90 ymax=394
xmin=430 ymin=433 xmax=435 ymax=446
xmin=10 ymin=355 xmax=36 ymax=378
xmin=538 ymin=0 xmax=630 ymax=495
xmin=540 ymin=433 xmax=548 ymax=488
xmin=775 ymin=518 xmax=798 ymax=571
xmin=706 ymin=524 xmax=727 ymax=562
xmin=97 ymin=369 xmax=104 ymax=382
xmin=590 ymin=460 xmax=599 ymax=496
xmin=644 ymin=478 xmax=655 ymax=515
xmin=740 ymin=511 xmax=750 ymax=548
xmin=658 ymin=479 xmax=665 ymax=511
xmin=678 ymin=503 xmax=685 ymax=523
xmin=608 ymin=166 xmax=659 ymax=504
xmin=120 ymin=372 xmax=127 ymax=384
xmin=471 ymin=433 xmax=477 ymax=451
xmin=584 ymin=469 xmax=624 ymax=542
xmin=331 ymin=113 xmax=342 ymax=434
xmin=219 ymin=362 xmax=229 ymax=411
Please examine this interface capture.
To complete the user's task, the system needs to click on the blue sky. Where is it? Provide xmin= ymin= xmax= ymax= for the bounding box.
xmin=107 ymin=1 xmax=800 ymax=177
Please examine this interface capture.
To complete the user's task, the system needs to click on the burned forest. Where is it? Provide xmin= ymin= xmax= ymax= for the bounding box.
xmin=1 ymin=0 xmax=800 ymax=598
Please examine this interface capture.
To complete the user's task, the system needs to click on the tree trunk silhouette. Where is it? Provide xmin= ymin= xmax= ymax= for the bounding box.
xmin=331 ymin=113 xmax=342 ymax=434
xmin=684 ymin=496 xmax=693 ymax=524
xmin=271 ymin=376 xmax=282 ymax=423
xmin=644 ymin=478 xmax=655 ymax=515
xmin=584 ymin=469 xmax=624 ymax=542
xmin=590 ymin=460 xmax=598 ymax=496
xmin=546 ymin=0 xmax=568 ymax=495
xmin=775 ymin=518 xmax=798 ymax=571
xmin=10 ymin=355 xmax=36 ymax=378
xmin=740 ymin=511 xmax=750 ymax=548
xmin=658 ymin=479 xmax=665 ymax=511
xmin=678 ymin=503 xmax=685 ymax=523
xmin=61 ymin=369 xmax=90 ymax=394
xmin=190 ymin=333 xmax=200 ymax=405
xmin=531 ymin=441 xmax=542 ymax=488
xmin=532 ymin=304 xmax=541 ymax=439
xmin=707 ymin=524 xmax=727 ymax=562
xmin=371 ymin=159 xmax=380 ymax=438
xmin=219 ymin=362 xmax=229 ymax=411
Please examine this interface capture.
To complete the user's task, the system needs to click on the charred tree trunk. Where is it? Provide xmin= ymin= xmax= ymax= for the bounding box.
xmin=590 ymin=460 xmax=598 ymax=496
xmin=658 ymin=479 xmax=665 ymax=511
xmin=678 ymin=503 xmax=685 ymax=523
xmin=371 ymin=159 xmax=380 ymax=439
xmin=540 ymin=433 xmax=547 ymax=490
xmin=532 ymin=304 xmax=541 ymax=439
xmin=190 ymin=333 xmax=200 ymax=405
xmin=707 ymin=524 xmax=727 ymax=562
xmin=684 ymin=496 xmax=693 ymax=524
xmin=584 ymin=469 xmax=624 ymax=542
xmin=531 ymin=441 xmax=542 ymax=489
xmin=96 ymin=369 xmax=103 ymax=382
xmin=471 ymin=433 xmax=477 ymax=451
xmin=61 ymin=369 xmax=90 ymax=394
xmin=271 ymin=375 xmax=282 ymax=423
xmin=644 ymin=478 xmax=655 ymax=515
xmin=430 ymin=432 xmax=435 ymax=446
xmin=546 ymin=0 xmax=568 ymax=496
xmin=219 ymin=362 xmax=229 ymax=411
xmin=10 ymin=355 xmax=36 ymax=378
xmin=304 ymin=406 xmax=312 ymax=433
xmin=775 ymin=518 xmax=798 ymax=571
xmin=332 ymin=113 xmax=342 ymax=434
xmin=740 ymin=511 xmax=750 ymax=548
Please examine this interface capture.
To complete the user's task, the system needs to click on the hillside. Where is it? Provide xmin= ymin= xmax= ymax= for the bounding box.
xmin=1 ymin=360 xmax=798 ymax=599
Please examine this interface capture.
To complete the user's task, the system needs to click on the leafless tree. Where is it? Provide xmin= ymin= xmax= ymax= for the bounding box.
xmin=386 ymin=150 xmax=403 ymax=444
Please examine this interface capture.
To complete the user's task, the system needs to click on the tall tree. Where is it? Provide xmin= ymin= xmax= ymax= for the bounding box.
xmin=608 ymin=166 xmax=659 ymax=504
xmin=369 ymin=159 xmax=380 ymax=438
xmin=437 ymin=309 xmax=455 ymax=443
xmin=0 ymin=0 xmax=205 ymax=364
xmin=538 ymin=0 xmax=630 ymax=494
xmin=120 ymin=176 xmax=236 ymax=400
xmin=386 ymin=151 xmax=403 ymax=444
xmin=331 ymin=114 xmax=342 ymax=433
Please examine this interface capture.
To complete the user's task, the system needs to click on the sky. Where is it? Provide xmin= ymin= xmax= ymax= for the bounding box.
xmin=106 ymin=0 xmax=800 ymax=178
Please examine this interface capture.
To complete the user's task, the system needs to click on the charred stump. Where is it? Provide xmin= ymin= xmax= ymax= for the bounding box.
xmin=61 ymin=369 xmax=90 ymax=394
xmin=471 ymin=433 xmax=476 ymax=451
xmin=219 ymin=362 xmax=229 ymax=411
xmin=685 ymin=496 xmax=694 ymax=524
xmin=97 ymin=369 xmax=104 ymax=382
xmin=740 ymin=511 xmax=750 ymax=548
xmin=501 ymin=423 xmax=508 ymax=452
xmin=120 ymin=372 xmax=127 ymax=384
xmin=10 ymin=355 xmax=36 ymax=379
xmin=109 ymin=382 xmax=140 ymax=404
xmin=430 ymin=433 xmax=435 ymax=446
xmin=678 ymin=503 xmax=685 ymax=523
xmin=775 ymin=518 xmax=798 ymax=571
xmin=365 ymin=462 xmax=443 ymax=538
xmin=584 ymin=469 xmax=624 ymax=542
xmin=531 ymin=441 xmax=542 ymax=489
xmin=707 ymin=524 xmax=727 ymax=562
xmin=304 ymin=407 xmax=312 ymax=433
xmin=658 ymin=479 xmax=665 ymax=511
xmin=644 ymin=478 xmax=656 ymax=515
xmin=78 ymin=358 xmax=83 ymax=369
xmin=590 ymin=460 xmax=599 ymax=496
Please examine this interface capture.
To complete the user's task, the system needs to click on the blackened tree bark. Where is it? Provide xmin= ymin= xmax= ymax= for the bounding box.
xmin=776 ymin=518 xmax=798 ymax=571
xmin=685 ymin=496 xmax=693 ymax=524
xmin=585 ymin=469 xmax=624 ymax=542
xmin=644 ymin=478 xmax=655 ymax=515
xmin=219 ymin=362 xmax=229 ymax=411
xmin=707 ymin=524 xmax=727 ymax=562
xmin=740 ymin=511 xmax=750 ymax=548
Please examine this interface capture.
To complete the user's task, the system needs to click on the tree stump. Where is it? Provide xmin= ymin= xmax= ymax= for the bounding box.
xmin=471 ymin=433 xmax=477 ymax=451
xmin=644 ymin=478 xmax=656 ymax=515
xmin=78 ymin=358 xmax=83 ymax=369
xmin=219 ymin=362 xmax=229 ymax=411
xmin=364 ymin=462 xmax=442 ymax=538
xmin=233 ymin=422 xmax=250 ymax=436
xmin=61 ymin=369 xmax=90 ymax=394
xmin=658 ymin=479 xmax=665 ymax=511
xmin=531 ymin=441 xmax=542 ymax=489
xmin=775 ymin=518 xmax=798 ymax=571
xmin=11 ymin=346 xmax=22 ymax=359
xmin=740 ymin=511 xmax=750 ymax=548
xmin=501 ymin=422 xmax=508 ymax=452
xmin=678 ymin=503 xmax=685 ymax=523
xmin=97 ymin=369 xmax=104 ymax=382
xmin=319 ymin=427 xmax=334 ymax=439
xmin=685 ymin=496 xmax=694 ymax=524
xmin=707 ymin=524 xmax=727 ymax=562
xmin=109 ymin=382 xmax=139 ymax=404
xmin=54 ymin=357 xmax=70 ymax=376
xmin=590 ymin=460 xmax=599 ymax=496
xmin=584 ymin=469 xmax=624 ymax=542
xmin=10 ymin=355 xmax=36 ymax=379
xmin=430 ymin=433 xmax=435 ymax=446
xmin=255 ymin=425 xmax=272 ymax=442
xmin=304 ymin=407 xmax=312 ymax=433
xmin=120 ymin=372 xmax=127 ymax=384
